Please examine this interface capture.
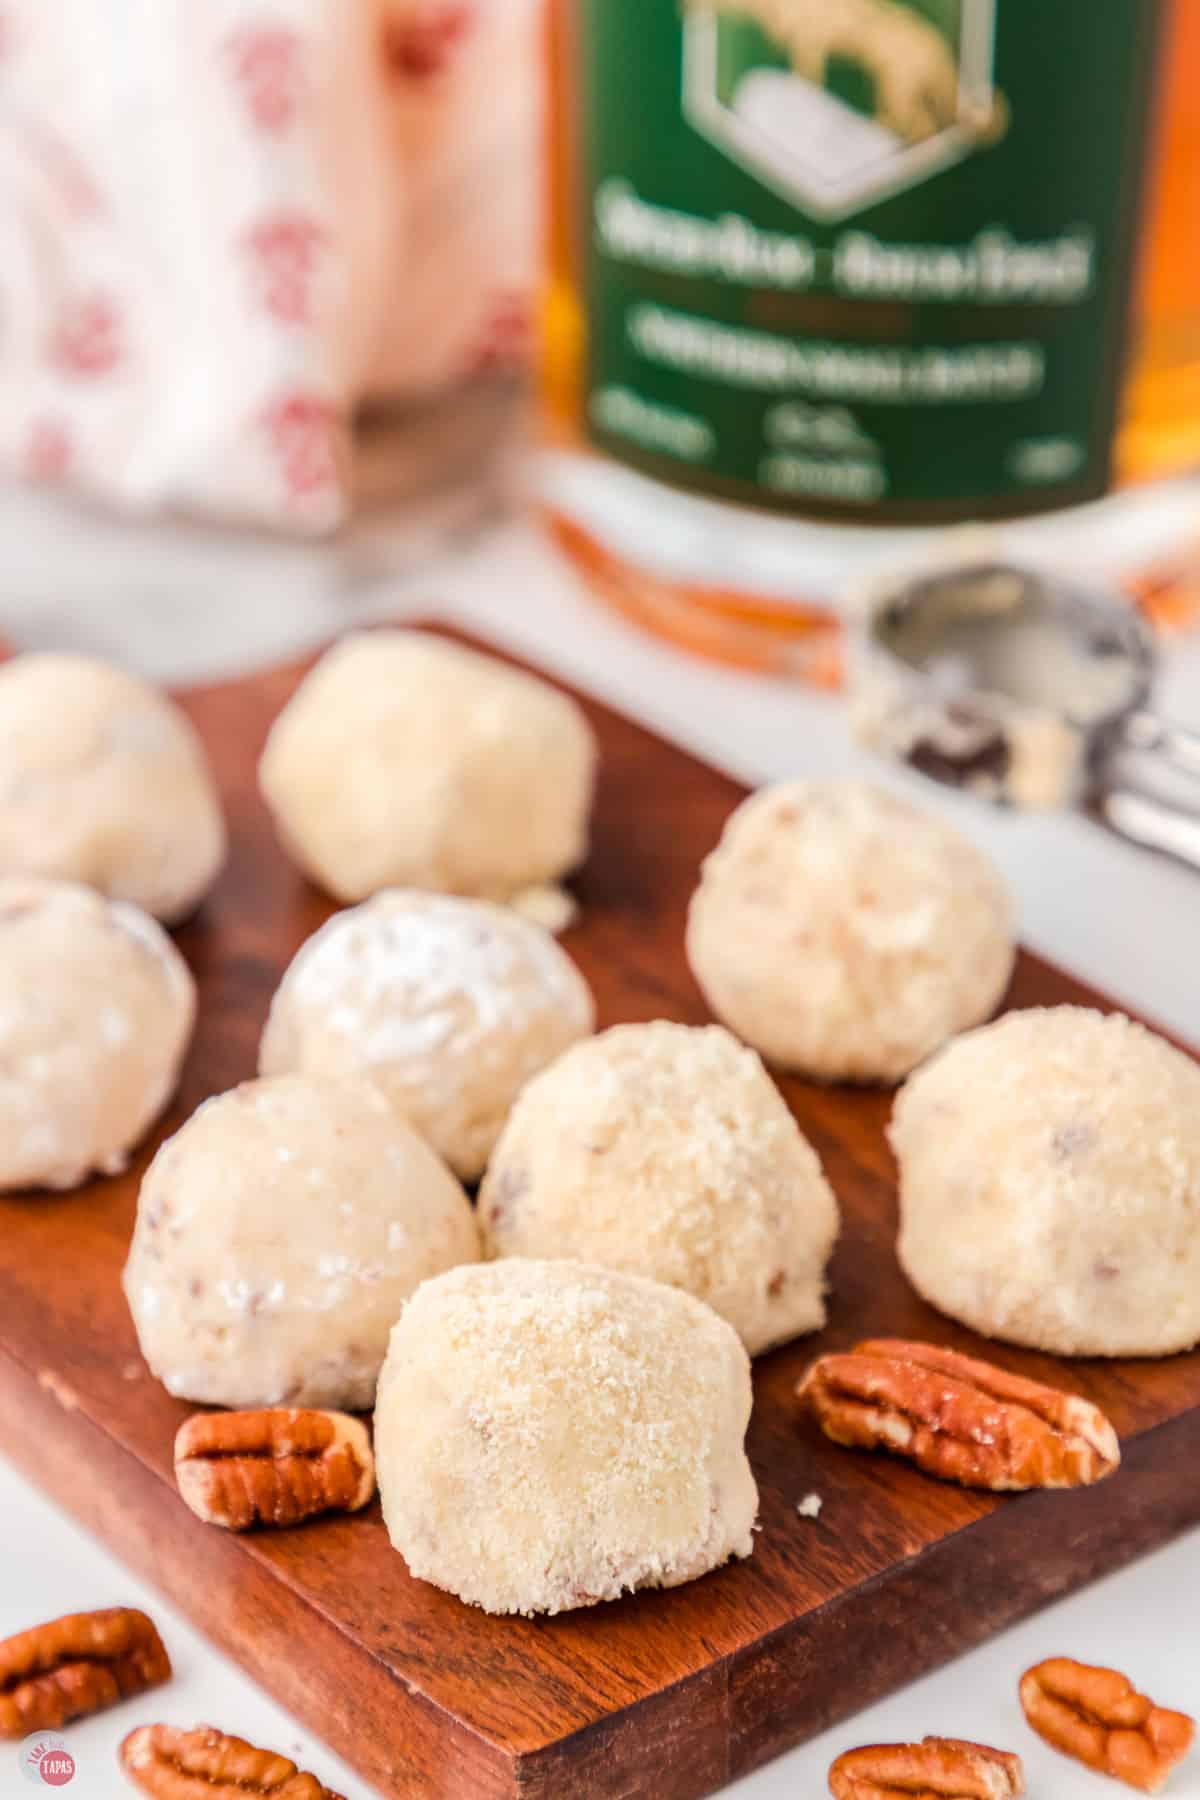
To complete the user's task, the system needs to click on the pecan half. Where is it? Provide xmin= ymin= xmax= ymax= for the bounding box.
xmin=829 ymin=1737 xmax=1025 ymax=1798
xmin=0 ymin=1608 xmax=170 ymax=1738
xmin=174 ymin=1409 xmax=375 ymax=1531
xmin=1020 ymin=1658 xmax=1195 ymax=1793
xmin=121 ymin=1724 xmax=345 ymax=1800
xmin=797 ymin=1338 xmax=1120 ymax=1491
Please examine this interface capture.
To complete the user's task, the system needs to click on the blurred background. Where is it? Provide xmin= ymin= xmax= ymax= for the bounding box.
xmin=0 ymin=0 xmax=1196 ymax=692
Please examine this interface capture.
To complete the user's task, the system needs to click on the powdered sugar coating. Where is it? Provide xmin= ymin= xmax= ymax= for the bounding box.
xmin=124 ymin=1073 xmax=481 ymax=1408
xmin=0 ymin=877 xmax=195 ymax=1191
xmin=687 ymin=780 xmax=1014 ymax=1083
xmin=479 ymin=1022 xmax=838 ymax=1354
xmin=0 ymin=654 xmax=225 ymax=922
xmin=257 ymin=631 xmax=596 ymax=906
xmin=260 ymin=890 xmax=595 ymax=1180
xmin=375 ymin=1259 xmax=758 ymax=1616
xmin=893 ymin=1006 xmax=1200 ymax=1356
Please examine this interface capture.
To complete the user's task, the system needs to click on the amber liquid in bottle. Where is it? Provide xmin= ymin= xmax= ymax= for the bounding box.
xmin=540 ymin=0 xmax=1200 ymax=677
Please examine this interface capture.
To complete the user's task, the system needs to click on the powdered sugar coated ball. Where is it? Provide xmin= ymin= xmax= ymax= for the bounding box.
xmin=687 ymin=780 xmax=1014 ymax=1082
xmin=124 ymin=1074 xmax=480 ymax=1409
xmin=479 ymin=1022 xmax=838 ymax=1354
xmin=0 ymin=654 xmax=225 ymax=922
xmin=893 ymin=1006 xmax=1200 ymax=1357
xmin=258 ymin=631 xmax=596 ymax=907
xmin=259 ymin=890 xmax=595 ymax=1182
xmin=0 ymin=878 xmax=195 ymax=1191
xmin=375 ymin=1259 xmax=758 ymax=1615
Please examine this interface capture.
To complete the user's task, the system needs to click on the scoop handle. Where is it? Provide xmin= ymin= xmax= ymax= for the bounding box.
xmin=1098 ymin=784 xmax=1200 ymax=870
xmin=1119 ymin=708 xmax=1200 ymax=780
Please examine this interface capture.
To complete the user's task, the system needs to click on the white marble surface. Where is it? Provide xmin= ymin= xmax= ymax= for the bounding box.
xmin=1 ymin=494 xmax=1198 ymax=1798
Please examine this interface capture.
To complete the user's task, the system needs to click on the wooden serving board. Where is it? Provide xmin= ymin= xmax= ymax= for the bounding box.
xmin=2 ymin=626 xmax=1199 ymax=1800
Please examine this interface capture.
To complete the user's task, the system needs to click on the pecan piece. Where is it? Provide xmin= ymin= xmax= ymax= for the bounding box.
xmin=797 ymin=1338 xmax=1120 ymax=1491
xmin=829 ymin=1737 xmax=1025 ymax=1798
xmin=0 ymin=1608 xmax=170 ymax=1738
xmin=120 ymin=1724 xmax=345 ymax=1800
xmin=174 ymin=1408 xmax=375 ymax=1531
xmin=1020 ymin=1658 xmax=1195 ymax=1793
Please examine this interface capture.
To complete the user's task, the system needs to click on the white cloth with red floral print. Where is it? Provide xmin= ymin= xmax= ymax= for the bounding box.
xmin=0 ymin=0 xmax=536 ymax=530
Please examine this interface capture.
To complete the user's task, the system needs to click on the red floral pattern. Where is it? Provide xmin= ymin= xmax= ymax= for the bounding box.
xmin=24 ymin=118 xmax=103 ymax=219
xmin=24 ymin=420 xmax=72 ymax=483
xmin=464 ymin=289 xmax=533 ymax=375
xmin=2 ymin=2 xmax=533 ymax=526
xmin=242 ymin=211 xmax=326 ymax=325
xmin=262 ymin=390 xmax=341 ymax=499
xmin=381 ymin=2 xmax=475 ymax=79
xmin=50 ymin=293 xmax=122 ymax=376
xmin=226 ymin=24 xmax=305 ymax=134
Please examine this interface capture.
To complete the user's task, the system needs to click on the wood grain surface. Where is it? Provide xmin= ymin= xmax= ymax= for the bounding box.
xmin=1 ymin=626 xmax=1198 ymax=1800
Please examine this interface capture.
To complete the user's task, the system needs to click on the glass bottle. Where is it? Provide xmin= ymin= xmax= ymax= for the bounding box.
xmin=538 ymin=0 xmax=1200 ymax=680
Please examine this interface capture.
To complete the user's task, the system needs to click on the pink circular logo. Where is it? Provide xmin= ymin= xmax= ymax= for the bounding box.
xmin=36 ymin=1751 xmax=74 ymax=1788
xmin=18 ymin=1734 xmax=76 ymax=1787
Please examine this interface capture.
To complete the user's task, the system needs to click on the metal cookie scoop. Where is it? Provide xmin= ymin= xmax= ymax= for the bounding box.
xmin=852 ymin=558 xmax=1200 ymax=868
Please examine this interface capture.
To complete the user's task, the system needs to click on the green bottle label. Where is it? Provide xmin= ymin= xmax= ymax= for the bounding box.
xmin=575 ymin=0 xmax=1163 ymax=520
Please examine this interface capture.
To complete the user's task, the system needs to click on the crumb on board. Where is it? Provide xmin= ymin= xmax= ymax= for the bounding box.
xmin=796 ymin=1492 xmax=823 ymax=1520
xmin=509 ymin=884 xmax=578 ymax=934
